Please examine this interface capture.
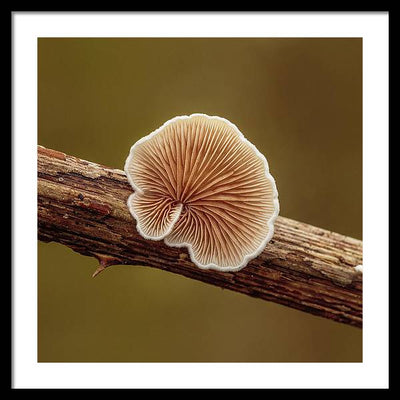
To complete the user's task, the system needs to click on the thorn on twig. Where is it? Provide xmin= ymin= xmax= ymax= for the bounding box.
xmin=92 ymin=253 xmax=121 ymax=278
xmin=92 ymin=264 xmax=106 ymax=278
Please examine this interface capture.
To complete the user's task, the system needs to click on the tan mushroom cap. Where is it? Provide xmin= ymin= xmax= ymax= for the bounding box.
xmin=124 ymin=114 xmax=279 ymax=271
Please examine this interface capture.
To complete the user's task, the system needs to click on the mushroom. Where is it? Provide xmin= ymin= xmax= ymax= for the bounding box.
xmin=124 ymin=113 xmax=279 ymax=271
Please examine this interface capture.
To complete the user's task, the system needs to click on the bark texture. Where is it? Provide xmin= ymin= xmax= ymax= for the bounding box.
xmin=37 ymin=145 xmax=363 ymax=328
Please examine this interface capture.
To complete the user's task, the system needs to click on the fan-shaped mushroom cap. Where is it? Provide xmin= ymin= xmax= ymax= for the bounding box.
xmin=124 ymin=114 xmax=279 ymax=271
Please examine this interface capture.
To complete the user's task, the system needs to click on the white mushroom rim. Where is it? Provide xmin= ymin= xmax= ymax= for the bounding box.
xmin=124 ymin=113 xmax=280 ymax=272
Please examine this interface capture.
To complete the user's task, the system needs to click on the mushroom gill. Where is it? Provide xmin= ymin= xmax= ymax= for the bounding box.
xmin=124 ymin=114 xmax=279 ymax=271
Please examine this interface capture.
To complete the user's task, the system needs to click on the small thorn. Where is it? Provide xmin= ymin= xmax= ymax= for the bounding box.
xmin=91 ymin=253 xmax=120 ymax=278
xmin=92 ymin=264 xmax=106 ymax=278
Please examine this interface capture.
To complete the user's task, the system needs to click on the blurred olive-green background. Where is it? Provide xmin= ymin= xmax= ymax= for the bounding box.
xmin=38 ymin=38 xmax=362 ymax=362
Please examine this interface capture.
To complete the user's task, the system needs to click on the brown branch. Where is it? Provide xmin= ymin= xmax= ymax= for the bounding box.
xmin=37 ymin=145 xmax=363 ymax=328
